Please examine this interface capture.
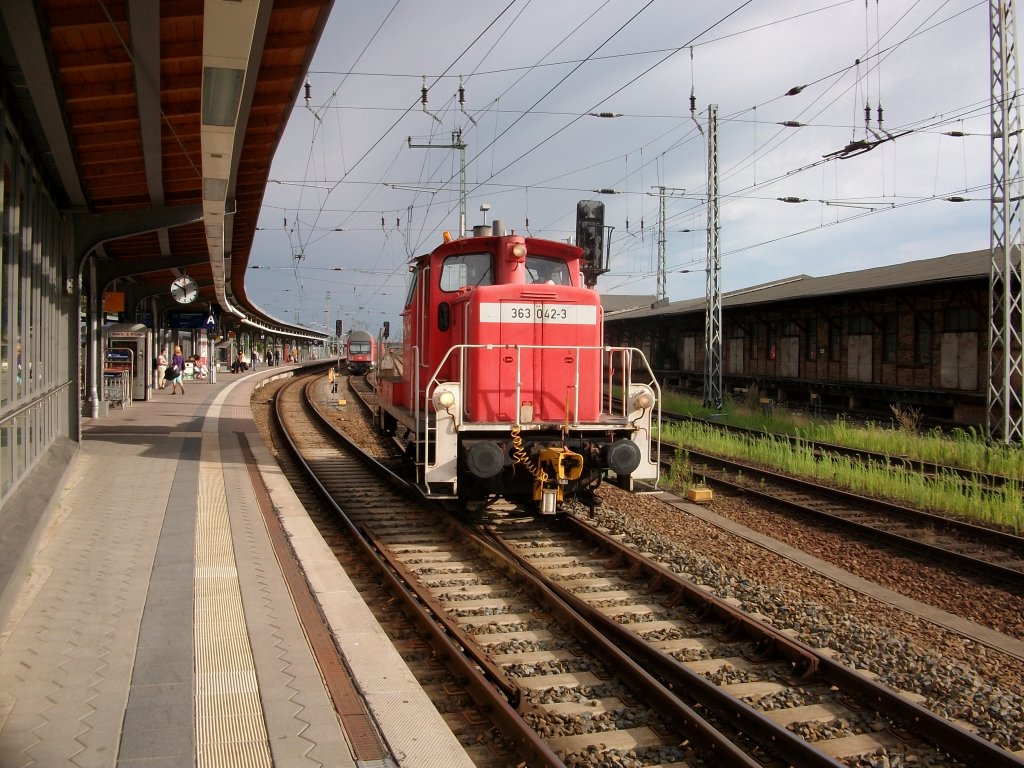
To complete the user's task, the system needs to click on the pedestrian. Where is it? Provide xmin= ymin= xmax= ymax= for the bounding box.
xmin=328 ymin=365 xmax=337 ymax=393
xmin=274 ymin=349 xmax=281 ymax=366
xmin=156 ymin=349 xmax=168 ymax=389
xmin=168 ymin=345 xmax=186 ymax=394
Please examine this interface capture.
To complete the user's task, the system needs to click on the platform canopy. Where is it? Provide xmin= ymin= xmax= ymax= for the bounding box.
xmin=0 ymin=0 xmax=333 ymax=337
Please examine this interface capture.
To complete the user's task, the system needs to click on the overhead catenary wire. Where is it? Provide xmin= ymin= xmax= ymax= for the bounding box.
xmin=255 ymin=0 xmax=990 ymax=328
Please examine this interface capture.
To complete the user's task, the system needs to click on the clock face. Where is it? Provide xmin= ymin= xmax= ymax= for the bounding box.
xmin=170 ymin=275 xmax=199 ymax=304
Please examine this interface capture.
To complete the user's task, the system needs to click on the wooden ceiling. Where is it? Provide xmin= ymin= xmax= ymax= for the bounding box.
xmin=0 ymin=0 xmax=332 ymax=330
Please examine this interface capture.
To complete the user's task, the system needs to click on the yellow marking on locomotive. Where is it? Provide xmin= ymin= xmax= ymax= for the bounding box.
xmin=533 ymin=446 xmax=584 ymax=506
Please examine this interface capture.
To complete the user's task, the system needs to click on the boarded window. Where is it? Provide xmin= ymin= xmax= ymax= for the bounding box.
xmin=726 ymin=338 xmax=744 ymax=374
xmin=848 ymin=335 xmax=873 ymax=382
xmin=681 ymin=336 xmax=696 ymax=371
xmin=940 ymin=332 xmax=978 ymax=390
xmin=779 ymin=337 xmax=799 ymax=377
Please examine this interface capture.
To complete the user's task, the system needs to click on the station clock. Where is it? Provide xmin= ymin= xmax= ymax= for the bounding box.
xmin=170 ymin=275 xmax=199 ymax=304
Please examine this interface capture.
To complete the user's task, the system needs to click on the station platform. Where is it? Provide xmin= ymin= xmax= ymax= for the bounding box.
xmin=0 ymin=365 xmax=474 ymax=768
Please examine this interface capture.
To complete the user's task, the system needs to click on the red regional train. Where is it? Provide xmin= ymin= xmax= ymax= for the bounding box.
xmin=375 ymin=202 xmax=661 ymax=514
xmin=345 ymin=329 xmax=376 ymax=375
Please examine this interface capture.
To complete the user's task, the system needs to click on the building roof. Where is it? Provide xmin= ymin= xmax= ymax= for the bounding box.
xmin=608 ymin=249 xmax=994 ymax=321
xmin=600 ymin=294 xmax=657 ymax=313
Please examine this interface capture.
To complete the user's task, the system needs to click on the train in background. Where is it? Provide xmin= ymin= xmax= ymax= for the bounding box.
xmin=374 ymin=201 xmax=661 ymax=515
xmin=345 ymin=329 xmax=376 ymax=375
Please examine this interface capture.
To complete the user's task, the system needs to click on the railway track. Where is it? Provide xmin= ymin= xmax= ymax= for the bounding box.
xmin=672 ymin=446 xmax=1024 ymax=586
xmin=274 ymin=371 xmax=1024 ymax=767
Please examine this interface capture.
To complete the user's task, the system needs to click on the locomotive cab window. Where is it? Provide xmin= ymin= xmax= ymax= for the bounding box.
xmin=440 ymin=252 xmax=493 ymax=292
xmin=526 ymin=256 xmax=571 ymax=286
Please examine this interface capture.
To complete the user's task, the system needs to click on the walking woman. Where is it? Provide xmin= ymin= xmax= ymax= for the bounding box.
xmin=170 ymin=345 xmax=186 ymax=394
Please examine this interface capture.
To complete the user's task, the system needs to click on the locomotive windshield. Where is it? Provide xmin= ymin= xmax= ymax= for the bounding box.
xmin=440 ymin=252 xmax=493 ymax=292
xmin=526 ymin=256 xmax=571 ymax=286
xmin=349 ymin=341 xmax=371 ymax=353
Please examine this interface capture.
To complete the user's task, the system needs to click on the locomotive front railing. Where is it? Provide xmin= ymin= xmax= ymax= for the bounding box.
xmin=417 ymin=344 xmax=661 ymax=491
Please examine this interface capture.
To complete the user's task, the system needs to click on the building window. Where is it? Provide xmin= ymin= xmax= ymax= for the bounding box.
xmin=805 ymin=318 xmax=817 ymax=360
xmin=944 ymin=306 xmax=978 ymax=332
xmin=749 ymin=324 xmax=758 ymax=359
xmin=915 ymin=316 xmax=932 ymax=364
xmin=829 ymin=321 xmax=841 ymax=362
xmin=883 ymin=313 xmax=898 ymax=363
xmin=849 ymin=314 xmax=872 ymax=334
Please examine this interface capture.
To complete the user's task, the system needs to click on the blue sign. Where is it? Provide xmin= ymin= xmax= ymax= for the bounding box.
xmin=168 ymin=311 xmax=208 ymax=329
xmin=105 ymin=348 xmax=132 ymax=363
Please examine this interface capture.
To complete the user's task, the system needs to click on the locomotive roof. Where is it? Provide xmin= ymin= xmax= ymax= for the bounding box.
xmin=605 ymin=248 xmax=998 ymax=320
xmin=418 ymin=233 xmax=583 ymax=262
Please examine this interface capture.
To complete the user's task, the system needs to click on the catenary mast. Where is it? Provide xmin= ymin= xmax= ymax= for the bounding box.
xmin=988 ymin=0 xmax=1024 ymax=444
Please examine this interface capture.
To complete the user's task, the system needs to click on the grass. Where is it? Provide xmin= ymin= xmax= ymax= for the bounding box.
xmin=658 ymin=389 xmax=1023 ymax=478
xmin=657 ymin=389 xmax=1024 ymax=532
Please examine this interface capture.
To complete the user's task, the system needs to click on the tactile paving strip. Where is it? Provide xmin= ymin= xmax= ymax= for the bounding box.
xmin=195 ymin=435 xmax=273 ymax=767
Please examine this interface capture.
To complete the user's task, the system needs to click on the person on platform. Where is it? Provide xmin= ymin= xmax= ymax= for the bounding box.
xmin=169 ymin=345 xmax=186 ymax=394
xmin=156 ymin=349 xmax=168 ymax=389
xmin=191 ymin=355 xmax=208 ymax=380
xmin=328 ymin=365 xmax=337 ymax=393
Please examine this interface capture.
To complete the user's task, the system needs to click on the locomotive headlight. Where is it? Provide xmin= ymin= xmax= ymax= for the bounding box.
xmin=510 ymin=243 xmax=527 ymax=261
xmin=433 ymin=388 xmax=457 ymax=409
xmin=631 ymin=389 xmax=654 ymax=411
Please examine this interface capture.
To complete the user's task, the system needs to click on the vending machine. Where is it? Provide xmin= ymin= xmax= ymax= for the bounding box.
xmin=103 ymin=323 xmax=153 ymax=401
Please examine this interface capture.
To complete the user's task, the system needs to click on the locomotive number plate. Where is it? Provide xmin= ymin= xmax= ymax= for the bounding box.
xmin=479 ymin=302 xmax=598 ymax=324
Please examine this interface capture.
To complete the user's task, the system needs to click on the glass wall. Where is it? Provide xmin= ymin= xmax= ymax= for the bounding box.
xmin=0 ymin=105 xmax=72 ymax=504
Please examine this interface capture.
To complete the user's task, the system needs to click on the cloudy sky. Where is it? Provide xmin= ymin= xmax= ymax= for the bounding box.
xmin=245 ymin=0 xmax=997 ymax=334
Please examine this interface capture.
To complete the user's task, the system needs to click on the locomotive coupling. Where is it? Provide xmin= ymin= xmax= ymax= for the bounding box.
xmin=534 ymin=446 xmax=584 ymax=514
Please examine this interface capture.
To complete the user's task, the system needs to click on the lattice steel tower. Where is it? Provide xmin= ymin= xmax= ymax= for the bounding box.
xmin=988 ymin=0 xmax=1024 ymax=444
xmin=703 ymin=104 xmax=723 ymax=409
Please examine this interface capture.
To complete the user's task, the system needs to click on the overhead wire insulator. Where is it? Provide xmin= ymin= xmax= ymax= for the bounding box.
xmin=785 ymin=84 xmax=807 ymax=96
xmin=458 ymin=75 xmax=478 ymax=126
xmin=303 ymin=77 xmax=321 ymax=123
xmin=420 ymin=75 xmax=442 ymax=125
xmin=689 ymin=46 xmax=704 ymax=136
xmin=779 ymin=120 xmax=804 ymax=127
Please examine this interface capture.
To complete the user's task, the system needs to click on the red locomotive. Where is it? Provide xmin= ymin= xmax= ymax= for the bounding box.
xmin=345 ymin=329 xmax=375 ymax=375
xmin=375 ymin=202 xmax=660 ymax=514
